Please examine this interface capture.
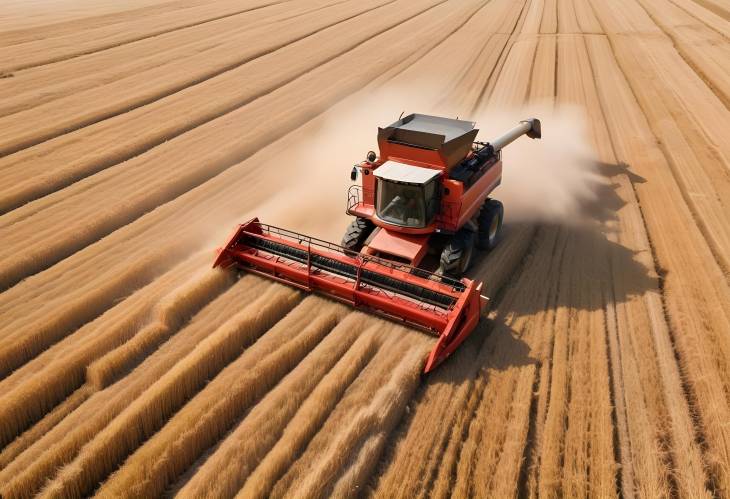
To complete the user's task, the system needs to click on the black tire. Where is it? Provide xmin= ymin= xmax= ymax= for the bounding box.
xmin=341 ymin=217 xmax=375 ymax=251
xmin=476 ymin=199 xmax=504 ymax=250
xmin=437 ymin=229 xmax=476 ymax=278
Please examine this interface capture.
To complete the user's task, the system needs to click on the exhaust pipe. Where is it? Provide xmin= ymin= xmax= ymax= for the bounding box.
xmin=489 ymin=118 xmax=541 ymax=152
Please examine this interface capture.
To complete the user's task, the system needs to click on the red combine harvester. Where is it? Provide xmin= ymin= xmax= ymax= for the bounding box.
xmin=214 ymin=114 xmax=541 ymax=372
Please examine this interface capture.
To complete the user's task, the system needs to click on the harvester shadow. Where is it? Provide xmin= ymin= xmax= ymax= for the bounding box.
xmin=575 ymin=161 xmax=646 ymax=224
xmin=435 ymin=161 xmax=656 ymax=379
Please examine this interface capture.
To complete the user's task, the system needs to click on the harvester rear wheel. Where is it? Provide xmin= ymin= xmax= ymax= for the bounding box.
xmin=437 ymin=229 xmax=475 ymax=278
xmin=341 ymin=217 xmax=375 ymax=251
xmin=477 ymin=199 xmax=504 ymax=250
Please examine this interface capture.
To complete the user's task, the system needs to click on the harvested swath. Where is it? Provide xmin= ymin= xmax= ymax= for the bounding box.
xmin=0 ymin=253 xmax=229 ymax=448
xmin=36 ymin=284 xmax=299 ymax=498
xmin=85 ymin=265 xmax=235 ymax=388
xmin=95 ymin=297 xmax=349 ymax=497
xmin=0 ymin=277 xmax=272 ymax=498
xmin=178 ymin=313 xmax=382 ymax=498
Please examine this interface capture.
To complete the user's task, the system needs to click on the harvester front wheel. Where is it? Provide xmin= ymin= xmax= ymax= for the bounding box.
xmin=341 ymin=217 xmax=375 ymax=251
xmin=477 ymin=199 xmax=504 ymax=250
xmin=438 ymin=229 xmax=475 ymax=278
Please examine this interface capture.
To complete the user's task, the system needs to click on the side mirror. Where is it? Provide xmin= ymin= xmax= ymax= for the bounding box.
xmin=366 ymin=151 xmax=377 ymax=162
xmin=350 ymin=166 xmax=358 ymax=181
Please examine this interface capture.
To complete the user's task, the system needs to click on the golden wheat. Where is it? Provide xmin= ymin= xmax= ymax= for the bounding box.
xmin=180 ymin=313 xmax=380 ymax=498
xmin=37 ymin=284 xmax=299 ymax=498
xmin=96 ymin=297 xmax=346 ymax=497
xmin=0 ymin=277 xmax=270 ymax=498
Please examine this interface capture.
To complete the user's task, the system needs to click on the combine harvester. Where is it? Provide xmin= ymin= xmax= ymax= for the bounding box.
xmin=214 ymin=114 xmax=541 ymax=372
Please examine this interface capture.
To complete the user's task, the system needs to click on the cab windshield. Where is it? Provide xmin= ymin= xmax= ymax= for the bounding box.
xmin=376 ymin=179 xmax=437 ymax=227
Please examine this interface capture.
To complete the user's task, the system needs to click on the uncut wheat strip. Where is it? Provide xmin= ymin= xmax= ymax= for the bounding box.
xmin=586 ymin=245 xmax=620 ymax=496
xmin=0 ymin=0 xmax=286 ymax=73
xmin=84 ymin=267 xmax=236 ymax=389
xmin=608 ymin=246 xmax=671 ymax=498
xmin=330 ymin=434 xmax=385 ymax=498
xmin=0 ymin=385 xmax=93 ymax=470
xmin=525 ymin=232 xmax=566 ymax=499
xmin=562 ymin=236 xmax=597 ymax=498
xmin=270 ymin=331 xmax=425 ymax=497
xmin=0 ymin=253 xmax=222 ymax=447
xmin=279 ymin=341 xmax=428 ymax=499
xmin=425 ymin=367 xmax=485 ymax=499
xmin=0 ymin=0 xmax=400 ymax=216
xmin=178 ymin=313 xmax=380 ymax=498
xmin=0 ymin=278 xmax=273 ymax=498
xmin=587 ymin=35 xmax=730 ymax=491
xmin=35 ymin=285 xmax=299 ymax=499
xmin=0 ymin=0 xmax=338 ymax=117
xmin=475 ymin=335 xmax=549 ymax=496
xmin=93 ymin=298 xmax=347 ymax=498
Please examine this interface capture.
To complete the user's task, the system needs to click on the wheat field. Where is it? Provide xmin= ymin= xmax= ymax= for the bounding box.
xmin=1 ymin=0 xmax=729 ymax=497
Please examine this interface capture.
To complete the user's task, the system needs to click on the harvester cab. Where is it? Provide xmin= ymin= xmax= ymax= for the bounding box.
xmin=345 ymin=113 xmax=541 ymax=275
xmin=213 ymin=113 xmax=541 ymax=372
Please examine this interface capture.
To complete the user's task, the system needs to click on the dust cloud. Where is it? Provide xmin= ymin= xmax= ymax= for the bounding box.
xmin=474 ymin=105 xmax=602 ymax=224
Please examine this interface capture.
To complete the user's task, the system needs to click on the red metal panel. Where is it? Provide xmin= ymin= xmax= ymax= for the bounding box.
xmin=366 ymin=229 xmax=430 ymax=264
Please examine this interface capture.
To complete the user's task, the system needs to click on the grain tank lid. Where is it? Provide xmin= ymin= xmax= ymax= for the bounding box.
xmin=378 ymin=113 xmax=479 ymax=168
xmin=379 ymin=113 xmax=477 ymax=147
xmin=374 ymin=160 xmax=441 ymax=184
